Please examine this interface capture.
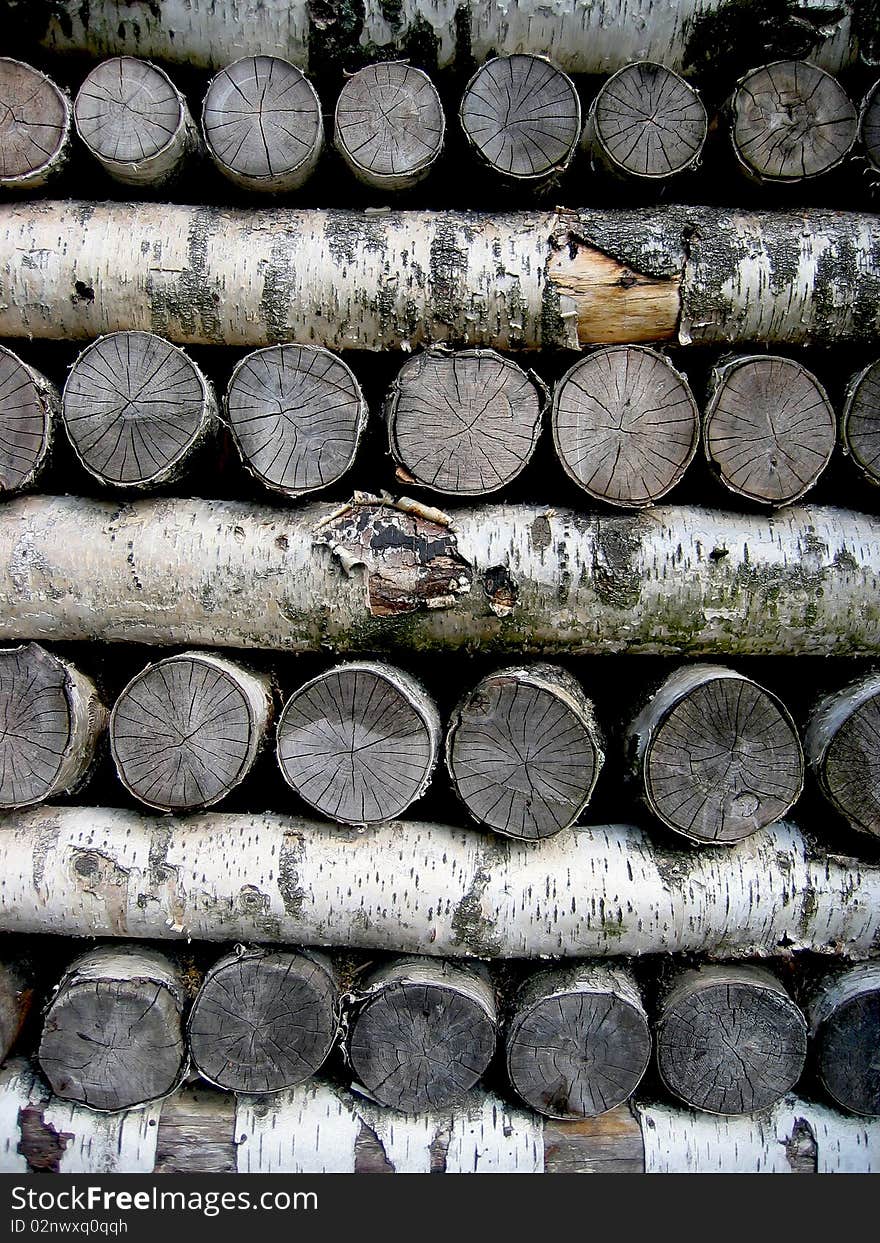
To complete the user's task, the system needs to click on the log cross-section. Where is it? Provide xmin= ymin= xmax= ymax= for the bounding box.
xmin=0 ymin=346 xmax=59 ymax=497
xmin=0 ymin=58 xmax=70 ymax=191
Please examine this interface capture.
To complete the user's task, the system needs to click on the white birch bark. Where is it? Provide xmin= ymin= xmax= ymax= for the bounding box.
xmin=1 ymin=201 xmax=879 ymax=350
xmin=0 ymin=805 xmax=877 ymax=959
xmin=0 ymin=494 xmax=878 ymax=657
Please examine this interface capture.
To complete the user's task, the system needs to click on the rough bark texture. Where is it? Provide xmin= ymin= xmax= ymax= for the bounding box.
xmin=1 ymin=495 xmax=879 ymax=657
xmin=201 ymin=56 xmax=323 ymax=193
xmin=3 ymin=1064 xmax=879 ymax=1174
xmin=277 ymin=662 xmax=440 ymax=825
xmin=551 ymin=345 xmax=699 ymax=507
xmin=345 ymin=958 xmax=496 ymax=1111
xmin=0 ymin=643 xmax=106 ymax=811
xmin=2 ymin=202 xmax=880 ymax=350
xmin=808 ymin=964 xmax=880 ymax=1117
xmin=1 ymin=806 xmax=878 ymax=960
xmin=73 ymin=57 xmax=200 ymax=187
xmin=0 ymin=346 xmax=59 ymax=497
xmin=841 ymin=358 xmax=880 ymax=487
xmin=187 ymin=947 xmax=339 ymax=1094
xmin=730 ymin=60 xmax=857 ymax=182
xmin=109 ymin=651 xmax=273 ymax=812
xmin=0 ymin=964 xmax=31 ymax=1063
xmin=0 ymin=58 xmax=70 ymax=190
xmin=583 ymin=62 xmax=707 ymax=181
xmin=333 ymin=62 xmax=444 ymax=191
xmin=505 ymin=964 xmax=650 ymax=1119
xmin=627 ymin=664 xmax=804 ymax=845
xmin=805 ymin=674 xmax=880 ymax=839
xmin=445 ymin=664 xmax=604 ymax=839
xmin=38 ymin=946 xmax=188 ymax=1113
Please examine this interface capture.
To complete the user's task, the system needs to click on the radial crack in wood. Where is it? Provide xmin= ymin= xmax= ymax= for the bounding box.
xmin=0 ymin=58 xmax=70 ymax=190
xmin=842 ymin=358 xmax=880 ymax=487
xmin=809 ymin=964 xmax=880 ymax=1117
xmin=805 ymin=672 xmax=880 ymax=839
xmin=277 ymin=662 xmax=440 ymax=825
xmin=109 ymin=651 xmax=272 ymax=812
xmin=0 ymin=346 xmax=58 ymax=496
xmin=861 ymin=80 xmax=880 ymax=173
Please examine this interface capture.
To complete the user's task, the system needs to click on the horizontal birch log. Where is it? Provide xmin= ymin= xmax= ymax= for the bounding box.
xmin=1 ymin=495 xmax=879 ymax=657
xmin=3 ymin=1064 xmax=879 ymax=1174
xmin=14 ymin=1 xmax=862 ymax=77
xmin=2 ymin=201 xmax=880 ymax=350
xmin=1 ymin=806 xmax=878 ymax=960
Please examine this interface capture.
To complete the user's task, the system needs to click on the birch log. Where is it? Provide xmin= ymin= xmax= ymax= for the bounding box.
xmin=345 ymin=959 xmax=497 ymax=1111
xmin=0 ymin=643 xmax=106 ymax=811
xmin=505 ymin=965 xmax=650 ymax=1118
xmin=841 ymin=359 xmax=880 ymax=487
xmin=0 ymin=346 xmax=58 ymax=497
xmin=0 ymin=965 xmax=31 ymax=1062
xmin=187 ymin=948 xmax=339 ymax=1094
xmin=1 ymin=806 xmax=878 ymax=959
xmin=805 ymin=674 xmax=880 ymax=839
xmin=862 ymin=80 xmax=880 ymax=172
xmin=445 ymin=664 xmax=603 ymax=839
xmin=0 ymin=59 xmax=70 ymax=191
xmin=14 ymin=1 xmax=862 ymax=77
xmin=808 ymin=964 xmax=880 ymax=1117
xmin=626 ymin=664 xmax=804 ymax=845
xmin=4 ymin=1065 xmax=878 ymax=1174
xmin=655 ymin=965 xmax=808 ymax=1115
xmin=1 ymin=495 xmax=879 ymax=657
xmin=38 ymin=946 xmax=188 ymax=1112
xmin=3 ymin=201 xmax=880 ymax=350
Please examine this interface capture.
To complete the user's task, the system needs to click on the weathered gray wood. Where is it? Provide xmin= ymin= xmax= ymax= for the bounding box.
xmin=187 ymin=947 xmax=338 ymax=1094
xmin=730 ymin=60 xmax=857 ymax=182
xmin=333 ymin=61 xmax=444 ymax=191
xmin=202 ymin=55 xmax=323 ymax=192
xmin=459 ymin=54 xmax=580 ymax=181
xmin=809 ymin=964 xmax=880 ymax=1117
xmin=0 ymin=643 xmax=106 ymax=811
xmin=583 ymin=61 xmax=706 ymax=181
xmin=842 ymin=359 xmax=880 ymax=487
xmin=110 ymin=651 xmax=272 ymax=812
xmin=703 ymin=354 xmax=836 ymax=506
xmin=805 ymin=673 xmax=880 ymax=840
xmin=0 ymin=346 xmax=58 ymax=496
xmin=62 ymin=331 xmax=217 ymax=490
xmin=627 ymin=664 xmax=804 ymax=845
xmin=861 ymin=79 xmax=880 ymax=172
xmin=0 ymin=58 xmax=70 ymax=190
xmin=277 ymin=662 xmax=440 ymax=826
xmin=506 ymin=965 xmax=650 ymax=1119
xmin=0 ymin=964 xmax=31 ymax=1063
xmin=656 ymin=965 xmax=808 ymax=1115
xmin=38 ymin=946 xmax=188 ymax=1112
xmin=446 ymin=664 xmax=603 ymax=840
xmin=385 ymin=349 xmax=544 ymax=495
xmin=552 ymin=345 xmax=698 ymax=507
xmin=74 ymin=56 xmax=199 ymax=186
xmin=346 ymin=958 xmax=497 ymax=1112
xmin=225 ymin=344 xmax=367 ymax=499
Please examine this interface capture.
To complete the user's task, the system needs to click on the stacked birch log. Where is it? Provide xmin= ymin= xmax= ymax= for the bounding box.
xmin=1 ymin=0 xmax=880 ymax=1177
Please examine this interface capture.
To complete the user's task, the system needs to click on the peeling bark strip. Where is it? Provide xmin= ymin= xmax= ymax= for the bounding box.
xmin=1 ymin=495 xmax=880 ymax=657
xmin=805 ymin=673 xmax=880 ymax=839
xmin=808 ymin=964 xmax=880 ymax=1117
xmin=38 ymin=946 xmax=188 ymax=1113
xmin=0 ymin=58 xmax=70 ymax=191
xmin=2 ymin=201 xmax=880 ymax=349
xmin=1 ymin=806 xmax=878 ymax=959
xmin=0 ymin=346 xmax=59 ymax=497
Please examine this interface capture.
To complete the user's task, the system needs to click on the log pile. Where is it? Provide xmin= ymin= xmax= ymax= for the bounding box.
xmin=0 ymin=8 xmax=879 ymax=1180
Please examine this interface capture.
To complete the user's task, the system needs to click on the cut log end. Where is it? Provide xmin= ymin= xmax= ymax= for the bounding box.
xmin=110 ymin=651 xmax=271 ymax=812
xmin=0 ymin=58 xmax=70 ymax=189
xmin=551 ymin=345 xmax=698 ymax=507
xmin=806 ymin=674 xmax=880 ymax=839
xmin=446 ymin=665 xmax=603 ymax=840
xmin=202 ymin=55 xmax=323 ymax=191
xmin=0 ymin=346 xmax=58 ymax=496
xmin=506 ymin=967 xmax=650 ymax=1119
xmin=346 ymin=960 xmax=497 ymax=1112
xmin=842 ymin=358 xmax=880 ymax=487
xmin=459 ymin=54 xmax=580 ymax=181
xmin=385 ymin=349 xmax=544 ymax=496
xmin=277 ymin=662 xmax=440 ymax=826
xmin=731 ymin=60 xmax=857 ymax=182
xmin=586 ymin=61 xmax=706 ymax=180
xmin=861 ymin=81 xmax=880 ymax=173
xmin=188 ymin=949 xmax=338 ymax=1094
xmin=631 ymin=665 xmax=804 ymax=845
xmin=703 ymin=355 xmax=836 ymax=506
xmin=657 ymin=966 xmax=808 ymax=1116
xmin=333 ymin=61 xmax=444 ymax=190
xmin=225 ymin=344 xmax=367 ymax=498
xmin=62 ymin=331 xmax=216 ymax=489
xmin=811 ymin=966 xmax=880 ymax=1118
